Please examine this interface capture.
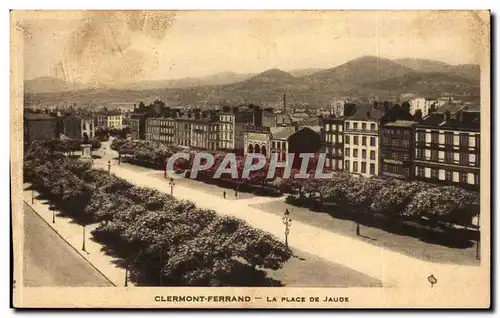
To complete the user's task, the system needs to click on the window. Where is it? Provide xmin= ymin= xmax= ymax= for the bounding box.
xmin=417 ymin=166 xmax=425 ymax=176
xmin=370 ymin=150 xmax=375 ymax=160
xmin=402 ymin=139 xmax=410 ymax=148
xmin=431 ymin=131 xmax=439 ymax=144
xmin=345 ymin=135 xmax=350 ymax=144
xmin=403 ymin=168 xmax=410 ymax=177
xmin=460 ymin=153 xmax=468 ymax=165
xmin=345 ymin=160 xmax=350 ymax=171
xmin=362 ymin=136 xmax=367 ymax=146
xmin=474 ymin=173 xmax=480 ymax=185
xmin=362 ymin=123 xmax=366 ymax=130
xmin=417 ymin=131 xmax=425 ymax=142
xmin=345 ymin=147 xmax=350 ymax=157
xmin=353 ymin=123 xmax=358 ymax=130
xmin=370 ymin=163 xmax=375 ymax=175
xmin=431 ymin=150 xmax=438 ymax=161
xmin=445 ymin=151 xmax=453 ymax=163
xmin=361 ymin=162 xmax=367 ymax=173
xmin=370 ymin=137 xmax=376 ymax=146
xmin=460 ymin=134 xmax=469 ymax=147
xmin=353 ymin=161 xmax=358 ymax=172
xmin=362 ymin=149 xmax=366 ymax=159
xmin=416 ymin=148 xmax=422 ymax=159
xmin=445 ymin=170 xmax=453 ymax=181
xmin=431 ymin=168 xmax=439 ymax=179
xmin=354 ymin=136 xmax=359 ymax=145
xmin=353 ymin=149 xmax=358 ymax=158
xmin=370 ymin=123 xmax=376 ymax=130
xmin=459 ymin=172 xmax=467 ymax=183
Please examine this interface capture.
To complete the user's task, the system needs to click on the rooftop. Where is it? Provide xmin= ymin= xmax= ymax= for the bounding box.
xmin=384 ymin=120 xmax=417 ymax=128
xmin=346 ymin=104 xmax=386 ymax=121
xmin=419 ymin=111 xmax=480 ymax=131
xmin=270 ymin=126 xmax=296 ymax=140
xmin=24 ymin=113 xmax=55 ymax=120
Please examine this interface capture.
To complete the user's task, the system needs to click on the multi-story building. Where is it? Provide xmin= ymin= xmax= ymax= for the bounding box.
xmin=123 ymin=117 xmax=140 ymax=139
xmin=409 ymin=97 xmax=438 ymax=117
xmin=96 ymin=111 xmax=123 ymax=129
xmin=63 ymin=115 xmax=95 ymax=140
xmin=175 ymin=112 xmax=219 ymax=151
xmin=321 ymin=117 xmax=344 ymax=170
xmin=244 ymin=125 xmax=272 ymax=158
xmin=145 ymin=117 xmax=176 ymax=144
xmin=380 ymin=120 xmax=416 ymax=180
xmin=24 ymin=112 xmax=58 ymax=146
xmin=344 ymin=104 xmax=386 ymax=177
xmin=270 ymin=127 xmax=296 ymax=161
xmin=218 ymin=109 xmax=254 ymax=153
xmin=413 ymin=108 xmax=480 ymax=189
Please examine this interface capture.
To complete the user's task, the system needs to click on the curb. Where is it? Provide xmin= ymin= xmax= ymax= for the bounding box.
xmin=23 ymin=200 xmax=117 ymax=287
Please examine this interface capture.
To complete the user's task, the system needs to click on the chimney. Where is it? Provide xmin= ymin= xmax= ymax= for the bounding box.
xmin=283 ymin=93 xmax=286 ymax=114
xmin=367 ymin=111 xmax=371 ymax=119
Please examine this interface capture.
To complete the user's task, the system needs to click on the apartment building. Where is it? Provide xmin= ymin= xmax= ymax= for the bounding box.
xmin=380 ymin=120 xmax=416 ymax=180
xmin=409 ymin=97 xmax=437 ymax=117
xmin=175 ymin=112 xmax=219 ymax=151
xmin=413 ymin=107 xmax=480 ymax=189
xmin=63 ymin=115 xmax=95 ymax=140
xmin=321 ymin=117 xmax=344 ymax=170
xmin=24 ymin=113 xmax=58 ymax=146
xmin=96 ymin=111 xmax=123 ymax=129
xmin=145 ymin=117 xmax=176 ymax=144
xmin=218 ymin=109 xmax=254 ymax=153
xmin=344 ymin=105 xmax=386 ymax=177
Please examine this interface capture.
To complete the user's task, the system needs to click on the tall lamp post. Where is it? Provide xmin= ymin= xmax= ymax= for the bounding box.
xmin=282 ymin=209 xmax=292 ymax=248
xmin=169 ymin=178 xmax=175 ymax=196
xmin=476 ymin=213 xmax=481 ymax=260
xmin=82 ymin=225 xmax=87 ymax=252
xmin=31 ymin=189 xmax=35 ymax=204
xmin=52 ymin=209 xmax=55 ymax=224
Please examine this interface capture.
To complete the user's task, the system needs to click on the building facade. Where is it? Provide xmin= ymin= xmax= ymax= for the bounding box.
xmin=96 ymin=111 xmax=123 ymax=129
xmin=244 ymin=125 xmax=271 ymax=158
xmin=218 ymin=111 xmax=253 ymax=153
xmin=409 ymin=97 xmax=437 ymax=117
xmin=380 ymin=121 xmax=416 ymax=180
xmin=24 ymin=113 xmax=58 ymax=146
xmin=175 ymin=114 xmax=219 ymax=151
xmin=145 ymin=117 xmax=176 ymax=144
xmin=322 ymin=117 xmax=344 ymax=170
xmin=413 ymin=109 xmax=480 ymax=189
xmin=63 ymin=115 xmax=95 ymax=140
xmin=344 ymin=105 xmax=386 ymax=177
xmin=123 ymin=117 xmax=140 ymax=139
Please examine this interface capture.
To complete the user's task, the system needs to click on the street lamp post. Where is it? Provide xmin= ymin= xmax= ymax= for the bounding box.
xmin=124 ymin=266 xmax=128 ymax=287
xmin=169 ymin=178 xmax=175 ymax=196
xmin=107 ymin=160 xmax=111 ymax=174
xmin=356 ymin=222 xmax=360 ymax=236
xmin=82 ymin=225 xmax=86 ymax=252
xmin=282 ymin=209 xmax=292 ymax=248
xmin=52 ymin=209 xmax=55 ymax=224
xmin=31 ymin=189 xmax=35 ymax=204
xmin=476 ymin=213 xmax=481 ymax=260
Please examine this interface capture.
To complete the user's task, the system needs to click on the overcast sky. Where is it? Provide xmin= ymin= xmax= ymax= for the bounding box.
xmin=20 ymin=11 xmax=487 ymax=84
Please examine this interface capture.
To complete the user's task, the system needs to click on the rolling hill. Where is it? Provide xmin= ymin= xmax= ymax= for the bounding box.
xmin=24 ymin=56 xmax=480 ymax=109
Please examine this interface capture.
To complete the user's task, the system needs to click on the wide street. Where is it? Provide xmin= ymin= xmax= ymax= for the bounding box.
xmin=23 ymin=203 xmax=112 ymax=287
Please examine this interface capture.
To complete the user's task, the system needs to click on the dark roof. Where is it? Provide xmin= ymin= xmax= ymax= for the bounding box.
xmin=98 ymin=110 xmax=122 ymax=116
xmin=24 ymin=113 xmax=55 ymax=120
xmin=435 ymin=103 xmax=467 ymax=115
xmin=346 ymin=104 xmax=386 ymax=121
xmin=418 ymin=111 xmax=480 ymax=131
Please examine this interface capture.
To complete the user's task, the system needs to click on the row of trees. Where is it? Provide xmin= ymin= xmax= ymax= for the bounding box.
xmin=24 ymin=141 xmax=292 ymax=286
xmin=279 ymin=172 xmax=479 ymax=226
xmin=39 ymin=138 xmax=101 ymax=156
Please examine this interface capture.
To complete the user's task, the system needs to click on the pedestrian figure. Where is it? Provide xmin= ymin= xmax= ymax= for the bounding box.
xmin=235 ymin=189 xmax=238 ymax=198
xmin=356 ymin=222 xmax=360 ymax=236
xmin=223 ymin=191 xmax=226 ymax=199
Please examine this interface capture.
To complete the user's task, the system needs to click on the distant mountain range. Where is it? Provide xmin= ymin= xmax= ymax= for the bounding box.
xmin=24 ymin=56 xmax=480 ymax=109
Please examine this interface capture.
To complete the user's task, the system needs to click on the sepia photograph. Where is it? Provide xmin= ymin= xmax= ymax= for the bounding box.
xmin=10 ymin=10 xmax=490 ymax=308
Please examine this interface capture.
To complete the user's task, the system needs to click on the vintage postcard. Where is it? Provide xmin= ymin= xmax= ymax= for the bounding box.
xmin=11 ymin=10 xmax=490 ymax=308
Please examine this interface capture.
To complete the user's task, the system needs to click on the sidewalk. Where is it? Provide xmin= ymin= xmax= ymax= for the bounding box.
xmin=96 ymin=159 xmax=484 ymax=291
xmin=23 ymin=185 xmax=130 ymax=287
